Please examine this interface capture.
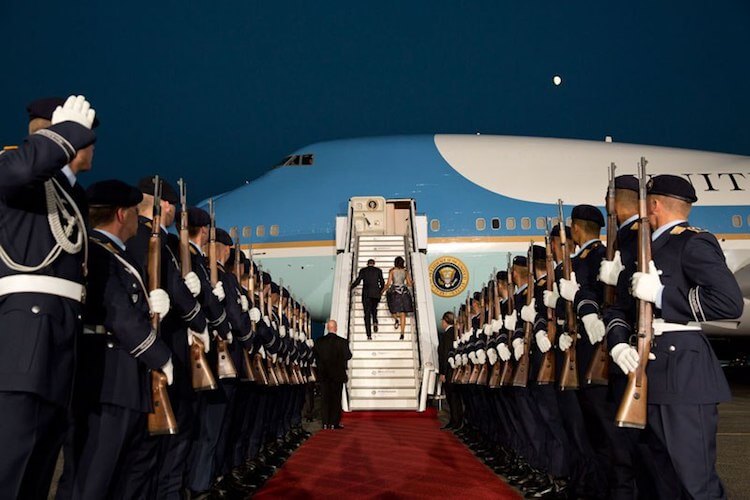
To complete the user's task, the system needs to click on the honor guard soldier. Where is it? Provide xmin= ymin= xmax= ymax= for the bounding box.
xmin=57 ymin=180 xmax=173 ymax=499
xmin=616 ymin=175 xmax=743 ymax=499
xmin=0 ymin=95 xmax=97 ymax=499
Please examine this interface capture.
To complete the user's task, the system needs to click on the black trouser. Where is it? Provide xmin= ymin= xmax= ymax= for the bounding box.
xmin=0 ymin=392 xmax=67 ymax=500
xmin=362 ymin=297 xmax=380 ymax=336
xmin=444 ymin=382 xmax=463 ymax=427
xmin=320 ymin=380 xmax=343 ymax=427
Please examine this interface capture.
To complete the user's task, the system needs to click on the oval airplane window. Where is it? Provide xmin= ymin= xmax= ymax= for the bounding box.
xmin=732 ymin=215 xmax=742 ymax=228
xmin=506 ymin=217 xmax=516 ymax=230
xmin=476 ymin=218 xmax=486 ymax=231
xmin=270 ymin=225 xmax=280 ymax=236
xmin=491 ymin=218 xmax=500 ymax=230
xmin=229 ymin=227 xmax=238 ymax=238
xmin=430 ymin=219 xmax=440 ymax=232
xmin=256 ymin=225 xmax=265 ymax=237
xmin=242 ymin=226 xmax=252 ymax=238
xmin=536 ymin=217 xmax=546 ymax=230
xmin=521 ymin=217 xmax=531 ymax=230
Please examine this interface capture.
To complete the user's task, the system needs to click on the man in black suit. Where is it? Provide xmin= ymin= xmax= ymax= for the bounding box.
xmin=437 ymin=312 xmax=462 ymax=430
xmin=313 ymin=320 xmax=352 ymax=429
xmin=351 ymin=259 xmax=384 ymax=339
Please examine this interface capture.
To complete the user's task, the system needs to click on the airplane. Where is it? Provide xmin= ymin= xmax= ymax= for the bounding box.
xmin=204 ymin=133 xmax=750 ymax=359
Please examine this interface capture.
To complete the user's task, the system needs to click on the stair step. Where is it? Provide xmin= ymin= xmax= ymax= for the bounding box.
xmin=350 ymin=378 xmax=415 ymax=388
xmin=351 ymin=349 xmax=413 ymax=359
xmin=350 ymin=358 xmax=415 ymax=369
xmin=349 ymin=398 xmax=418 ymax=410
xmin=351 ymin=333 xmax=413 ymax=342
xmin=351 ymin=341 xmax=411 ymax=350
xmin=350 ymin=387 xmax=418 ymax=398
xmin=351 ymin=318 xmax=412 ymax=326
xmin=351 ymin=368 xmax=416 ymax=378
xmin=358 ymin=236 xmax=405 ymax=241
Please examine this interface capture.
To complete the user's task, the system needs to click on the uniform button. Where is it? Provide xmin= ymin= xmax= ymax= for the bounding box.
xmin=669 ymin=345 xmax=676 ymax=352
xmin=107 ymin=342 xmax=114 ymax=349
xmin=77 ymin=314 xmax=82 ymax=320
xmin=31 ymin=305 xmax=40 ymax=314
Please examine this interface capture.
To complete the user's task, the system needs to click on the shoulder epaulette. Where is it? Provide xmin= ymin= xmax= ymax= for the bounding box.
xmin=3 ymin=145 xmax=18 ymax=151
xmin=580 ymin=248 xmax=591 ymax=259
xmin=538 ymin=278 xmax=547 ymax=287
xmin=670 ymin=225 xmax=705 ymax=235
xmin=631 ymin=222 xmax=639 ymax=231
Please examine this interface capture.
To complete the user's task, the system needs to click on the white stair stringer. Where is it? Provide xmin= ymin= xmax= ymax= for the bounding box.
xmin=347 ymin=235 xmax=421 ymax=411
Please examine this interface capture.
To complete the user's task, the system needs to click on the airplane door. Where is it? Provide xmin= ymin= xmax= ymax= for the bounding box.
xmin=386 ymin=200 xmax=412 ymax=236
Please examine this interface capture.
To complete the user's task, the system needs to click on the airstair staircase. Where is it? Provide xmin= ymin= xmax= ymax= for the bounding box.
xmin=330 ymin=197 xmax=439 ymax=412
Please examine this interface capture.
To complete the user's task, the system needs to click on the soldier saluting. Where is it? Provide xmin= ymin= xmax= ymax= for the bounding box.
xmin=0 ymin=95 xmax=97 ymax=499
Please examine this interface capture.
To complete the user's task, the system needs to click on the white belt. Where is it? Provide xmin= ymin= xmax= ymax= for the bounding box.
xmin=0 ymin=274 xmax=84 ymax=302
xmin=652 ymin=318 xmax=702 ymax=335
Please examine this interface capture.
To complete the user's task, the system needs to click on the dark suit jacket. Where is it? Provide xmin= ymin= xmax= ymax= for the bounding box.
xmin=351 ymin=265 xmax=385 ymax=299
xmin=313 ymin=333 xmax=353 ymax=383
xmin=438 ymin=326 xmax=455 ymax=376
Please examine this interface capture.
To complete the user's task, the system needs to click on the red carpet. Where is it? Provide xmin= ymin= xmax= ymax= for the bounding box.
xmin=255 ymin=413 xmax=521 ymax=499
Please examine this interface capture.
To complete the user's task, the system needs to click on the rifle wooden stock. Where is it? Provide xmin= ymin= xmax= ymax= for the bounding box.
xmin=616 ymin=158 xmax=653 ymax=429
xmin=477 ymin=363 xmax=489 ymax=385
xmin=190 ymin=339 xmax=218 ymax=391
xmin=148 ymin=371 xmax=178 ymax=435
xmin=252 ymin=353 xmax=269 ymax=385
xmin=586 ymin=164 xmax=617 ymax=386
xmin=488 ymin=281 xmax=502 ymax=389
xmin=512 ymin=244 xmax=534 ymax=387
xmin=558 ymin=201 xmax=580 ymax=391
xmin=468 ymin=363 xmax=480 ymax=384
xmin=537 ymin=230 xmax=557 ymax=385
xmin=499 ymin=255 xmax=515 ymax=386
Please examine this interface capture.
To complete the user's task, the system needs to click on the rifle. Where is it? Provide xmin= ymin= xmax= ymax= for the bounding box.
xmin=469 ymin=286 xmax=484 ymax=384
xmin=306 ymin=306 xmax=318 ymax=383
xmin=146 ymin=176 xmax=179 ymax=435
xmin=233 ymin=234 xmax=255 ymax=383
xmin=615 ymin=158 xmax=653 ymax=429
xmin=208 ymin=199 xmax=237 ymax=379
xmin=477 ymin=283 xmax=490 ymax=385
xmin=259 ymin=272 xmax=279 ymax=386
xmin=498 ymin=253 xmax=515 ymax=386
xmin=246 ymin=252 xmax=269 ymax=385
xmin=537 ymin=220 xmax=558 ymax=384
xmin=512 ymin=243 xmax=534 ymax=387
xmin=275 ymin=281 xmax=290 ymax=385
xmin=558 ymin=200 xmax=580 ymax=391
xmin=451 ymin=306 xmax=464 ymax=384
xmin=460 ymin=295 xmax=473 ymax=384
xmin=488 ymin=272 xmax=502 ymax=388
xmin=177 ymin=179 xmax=217 ymax=392
xmin=586 ymin=163 xmax=617 ymax=385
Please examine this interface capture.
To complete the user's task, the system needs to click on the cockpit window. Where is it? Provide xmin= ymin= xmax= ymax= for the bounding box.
xmin=276 ymin=154 xmax=314 ymax=167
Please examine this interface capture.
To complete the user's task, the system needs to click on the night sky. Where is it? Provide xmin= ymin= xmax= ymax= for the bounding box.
xmin=2 ymin=1 xmax=749 ymax=202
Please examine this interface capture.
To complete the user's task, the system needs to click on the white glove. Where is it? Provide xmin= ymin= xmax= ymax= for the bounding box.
xmin=305 ymin=339 xmax=314 ymax=348
xmin=263 ymin=316 xmax=271 ymax=328
xmin=497 ymin=343 xmax=511 ymax=362
xmin=149 ymin=288 xmax=170 ymax=318
xmin=271 ymin=353 xmax=278 ymax=363
xmin=483 ymin=323 xmax=492 ymax=336
xmin=452 ymin=340 xmax=459 ymax=349
xmin=487 ymin=347 xmax=498 ymax=365
xmin=183 ymin=271 xmax=201 ymax=297
xmin=611 ymin=343 xmax=639 ymax=375
xmin=631 ymin=261 xmax=663 ymax=304
xmin=503 ymin=314 xmax=517 ymax=331
xmin=279 ymin=325 xmax=287 ymax=338
xmin=189 ymin=327 xmax=211 ymax=353
xmin=161 ymin=357 xmax=174 ymax=386
xmin=521 ymin=299 xmax=536 ymax=323
xmin=468 ymin=351 xmax=477 ymax=364
xmin=559 ymin=333 xmax=573 ymax=351
xmin=226 ymin=332 xmax=233 ymax=344
xmin=240 ymin=295 xmax=249 ymax=312
xmin=598 ymin=251 xmax=624 ymax=286
xmin=212 ymin=281 xmax=226 ymax=302
xmin=51 ymin=95 xmax=96 ymax=129
xmin=581 ymin=314 xmax=606 ymax=345
xmin=491 ymin=318 xmax=503 ymax=334
xmin=259 ymin=345 xmax=267 ymax=359
xmin=543 ymin=284 xmax=560 ymax=309
xmin=535 ymin=331 xmax=552 ymax=353
xmin=461 ymin=354 xmax=468 ymax=366
xmin=249 ymin=307 xmax=261 ymax=323
xmin=559 ymin=272 xmax=580 ymax=302
xmin=448 ymin=356 xmax=455 ymax=369
xmin=512 ymin=338 xmax=524 ymax=360
xmin=476 ymin=349 xmax=487 ymax=364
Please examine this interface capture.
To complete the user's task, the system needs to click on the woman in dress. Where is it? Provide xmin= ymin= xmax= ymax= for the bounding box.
xmin=382 ymin=256 xmax=414 ymax=340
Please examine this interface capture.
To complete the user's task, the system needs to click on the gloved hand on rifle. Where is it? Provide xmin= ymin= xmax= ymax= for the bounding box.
xmin=183 ymin=271 xmax=201 ymax=297
xmin=535 ymin=330 xmax=552 ymax=353
xmin=598 ymin=251 xmax=624 ymax=286
xmin=305 ymin=339 xmax=314 ymax=348
xmin=468 ymin=351 xmax=477 ymax=364
xmin=483 ymin=323 xmax=492 ymax=336
xmin=558 ymin=333 xmax=573 ymax=352
xmin=279 ymin=325 xmax=287 ymax=338
xmin=487 ymin=347 xmax=498 ymax=365
xmin=491 ymin=318 xmax=503 ymax=334
xmin=149 ymin=288 xmax=170 ymax=319
xmin=512 ymin=338 xmax=524 ymax=360
xmin=461 ymin=353 xmax=468 ymax=366
xmin=559 ymin=272 xmax=580 ymax=302
xmin=543 ymin=283 xmax=560 ymax=309
xmin=249 ymin=307 xmax=261 ymax=323
xmin=225 ymin=332 xmax=233 ymax=344
xmin=497 ymin=343 xmax=511 ymax=362
xmin=581 ymin=314 xmax=606 ymax=344
xmin=521 ymin=299 xmax=536 ymax=323
xmin=263 ymin=316 xmax=271 ymax=328
xmin=239 ymin=295 xmax=249 ymax=312
xmin=448 ymin=356 xmax=455 ymax=369
xmin=503 ymin=314 xmax=517 ymax=332
xmin=631 ymin=261 xmax=664 ymax=304
xmin=212 ymin=281 xmax=226 ymax=302
xmin=51 ymin=95 xmax=97 ymax=129
xmin=610 ymin=343 xmax=639 ymax=374
xmin=161 ymin=357 xmax=174 ymax=386
xmin=476 ymin=348 xmax=487 ymax=364
xmin=188 ymin=327 xmax=211 ymax=353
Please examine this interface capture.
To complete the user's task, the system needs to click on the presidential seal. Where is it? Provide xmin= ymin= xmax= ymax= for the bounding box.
xmin=429 ymin=256 xmax=469 ymax=298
